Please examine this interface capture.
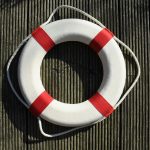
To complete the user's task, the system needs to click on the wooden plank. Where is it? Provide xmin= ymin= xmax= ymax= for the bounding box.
xmin=27 ymin=0 xmax=121 ymax=150
xmin=0 ymin=0 xmax=28 ymax=149
xmin=0 ymin=0 xmax=149 ymax=150
xmin=119 ymin=0 xmax=150 ymax=150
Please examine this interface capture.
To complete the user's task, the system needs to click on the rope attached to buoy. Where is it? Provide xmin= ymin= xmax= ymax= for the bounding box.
xmin=6 ymin=5 xmax=140 ymax=138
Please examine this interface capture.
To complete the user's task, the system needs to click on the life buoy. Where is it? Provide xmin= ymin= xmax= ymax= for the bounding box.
xmin=18 ymin=19 xmax=126 ymax=127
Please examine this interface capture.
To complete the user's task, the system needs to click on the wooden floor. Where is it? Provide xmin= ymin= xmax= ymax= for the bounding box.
xmin=0 ymin=0 xmax=149 ymax=149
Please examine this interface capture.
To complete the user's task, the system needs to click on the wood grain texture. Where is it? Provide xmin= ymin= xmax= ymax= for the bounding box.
xmin=0 ymin=0 xmax=149 ymax=150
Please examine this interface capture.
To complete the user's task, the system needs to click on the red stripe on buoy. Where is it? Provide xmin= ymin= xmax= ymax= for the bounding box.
xmin=89 ymin=92 xmax=114 ymax=117
xmin=89 ymin=28 xmax=114 ymax=53
xmin=32 ymin=27 xmax=55 ymax=52
xmin=29 ymin=91 xmax=53 ymax=116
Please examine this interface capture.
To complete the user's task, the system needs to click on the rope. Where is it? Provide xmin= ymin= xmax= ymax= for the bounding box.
xmin=6 ymin=5 xmax=140 ymax=138
xmin=6 ymin=35 xmax=31 ymax=108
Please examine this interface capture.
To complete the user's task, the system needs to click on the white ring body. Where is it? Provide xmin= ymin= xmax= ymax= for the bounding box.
xmin=18 ymin=19 xmax=126 ymax=127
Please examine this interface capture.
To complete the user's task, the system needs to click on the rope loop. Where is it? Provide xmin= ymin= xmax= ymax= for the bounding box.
xmin=6 ymin=5 xmax=140 ymax=138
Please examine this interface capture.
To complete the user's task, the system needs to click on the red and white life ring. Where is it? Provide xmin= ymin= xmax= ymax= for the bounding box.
xmin=18 ymin=19 xmax=126 ymax=127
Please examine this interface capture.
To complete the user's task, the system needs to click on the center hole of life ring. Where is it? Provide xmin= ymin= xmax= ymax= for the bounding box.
xmin=41 ymin=41 xmax=103 ymax=104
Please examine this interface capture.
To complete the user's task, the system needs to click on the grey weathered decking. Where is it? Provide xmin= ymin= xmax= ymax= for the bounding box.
xmin=0 ymin=0 xmax=149 ymax=149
